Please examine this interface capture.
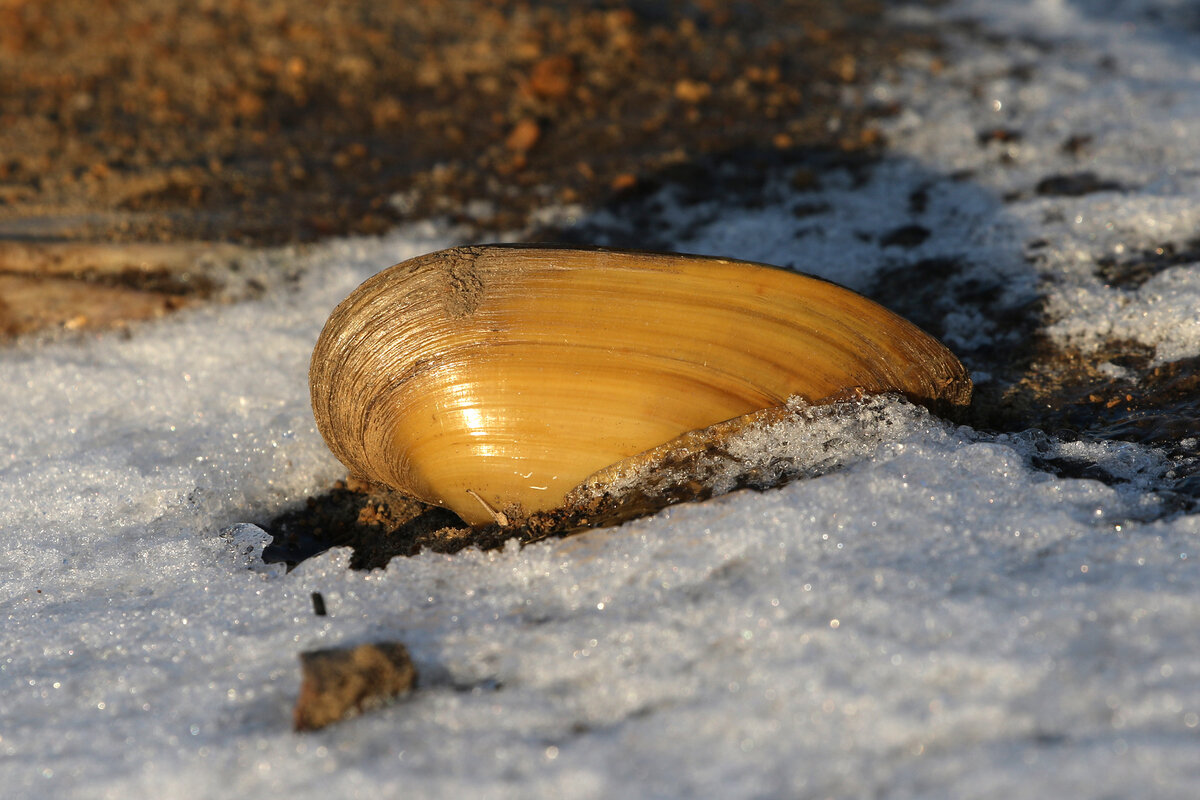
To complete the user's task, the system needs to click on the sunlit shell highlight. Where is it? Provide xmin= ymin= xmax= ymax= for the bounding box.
xmin=310 ymin=245 xmax=971 ymax=525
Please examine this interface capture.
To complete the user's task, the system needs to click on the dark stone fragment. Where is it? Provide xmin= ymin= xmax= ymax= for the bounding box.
xmin=1061 ymin=134 xmax=1093 ymax=155
xmin=880 ymin=224 xmax=930 ymax=248
xmin=1035 ymin=172 xmax=1123 ymax=197
xmin=293 ymin=642 xmax=417 ymax=731
xmin=791 ymin=201 xmax=831 ymax=218
xmin=977 ymin=127 xmax=1023 ymax=145
xmin=907 ymin=186 xmax=929 ymax=215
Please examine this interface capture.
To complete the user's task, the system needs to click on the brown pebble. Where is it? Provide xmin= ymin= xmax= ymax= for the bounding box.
xmin=673 ymin=78 xmax=712 ymax=104
xmin=610 ymin=173 xmax=638 ymax=192
xmin=505 ymin=118 xmax=541 ymax=153
xmin=235 ymin=91 xmax=264 ymax=119
xmin=528 ymin=55 xmax=574 ymax=100
xmin=834 ymin=53 xmax=857 ymax=83
xmin=293 ymin=642 xmax=417 ymax=731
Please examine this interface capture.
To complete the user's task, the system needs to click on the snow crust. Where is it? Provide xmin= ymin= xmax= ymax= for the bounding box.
xmin=886 ymin=0 xmax=1200 ymax=365
xmin=4 ymin=1 xmax=1200 ymax=798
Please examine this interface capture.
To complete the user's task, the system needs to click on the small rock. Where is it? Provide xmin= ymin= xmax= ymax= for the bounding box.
xmin=833 ymin=53 xmax=857 ymax=83
xmin=1035 ymin=171 xmax=1122 ymax=197
xmin=881 ymin=224 xmax=931 ymax=249
xmin=293 ymin=642 xmax=417 ymax=731
xmin=528 ymin=55 xmax=574 ymax=100
xmin=673 ymin=78 xmax=712 ymax=104
xmin=977 ymin=127 xmax=1022 ymax=145
xmin=610 ymin=173 xmax=638 ymax=192
xmin=1061 ymin=134 xmax=1093 ymax=155
xmin=505 ymin=118 xmax=541 ymax=153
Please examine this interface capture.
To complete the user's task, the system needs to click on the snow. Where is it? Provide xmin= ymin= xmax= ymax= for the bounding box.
xmin=4 ymin=1 xmax=1200 ymax=797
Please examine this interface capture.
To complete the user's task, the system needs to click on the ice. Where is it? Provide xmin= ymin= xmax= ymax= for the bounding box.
xmin=5 ymin=1 xmax=1200 ymax=798
xmin=581 ymin=397 xmax=967 ymax=508
xmin=1050 ymin=262 xmax=1200 ymax=363
xmin=219 ymin=524 xmax=286 ymax=578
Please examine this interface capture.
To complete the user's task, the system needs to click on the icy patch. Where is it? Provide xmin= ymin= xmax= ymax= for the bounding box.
xmin=1048 ymin=263 xmax=1200 ymax=363
xmin=882 ymin=0 xmax=1200 ymax=365
xmin=219 ymin=523 xmax=286 ymax=578
xmin=0 ymin=222 xmax=461 ymax=601
xmin=583 ymin=396 xmax=959 ymax=506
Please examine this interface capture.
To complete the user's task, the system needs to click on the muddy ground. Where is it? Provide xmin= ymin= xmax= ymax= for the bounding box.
xmin=0 ymin=0 xmax=915 ymax=334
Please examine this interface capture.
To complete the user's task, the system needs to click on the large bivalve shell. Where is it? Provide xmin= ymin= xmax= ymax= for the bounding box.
xmin=310 ymin=245 xmax=971 ymax=526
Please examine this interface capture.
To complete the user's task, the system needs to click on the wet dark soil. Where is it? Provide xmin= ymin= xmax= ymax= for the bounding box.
xmin=2 ymin=0 xmax=925 ymax=335
xmin=0 ymin=0 xmax=915 ymax=245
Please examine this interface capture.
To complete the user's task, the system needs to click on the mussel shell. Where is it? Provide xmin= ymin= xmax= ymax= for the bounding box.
xmin=310 ymin=245 xmax=971 ymax=526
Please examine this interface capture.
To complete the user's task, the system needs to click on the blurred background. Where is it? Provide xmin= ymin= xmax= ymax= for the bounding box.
xmin=0 ymin=0 xmax=918 ymax=246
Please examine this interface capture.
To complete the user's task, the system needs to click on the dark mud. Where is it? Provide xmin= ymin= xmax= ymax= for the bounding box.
xmin=1 ymin=0 xmax=926 ymax=334
xmin=0 ymin=0 xmax=917 ymax=245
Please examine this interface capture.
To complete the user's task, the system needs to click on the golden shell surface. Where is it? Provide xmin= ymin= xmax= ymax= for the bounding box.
xmin=310 ymin=245 xmax=972 ymax=526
